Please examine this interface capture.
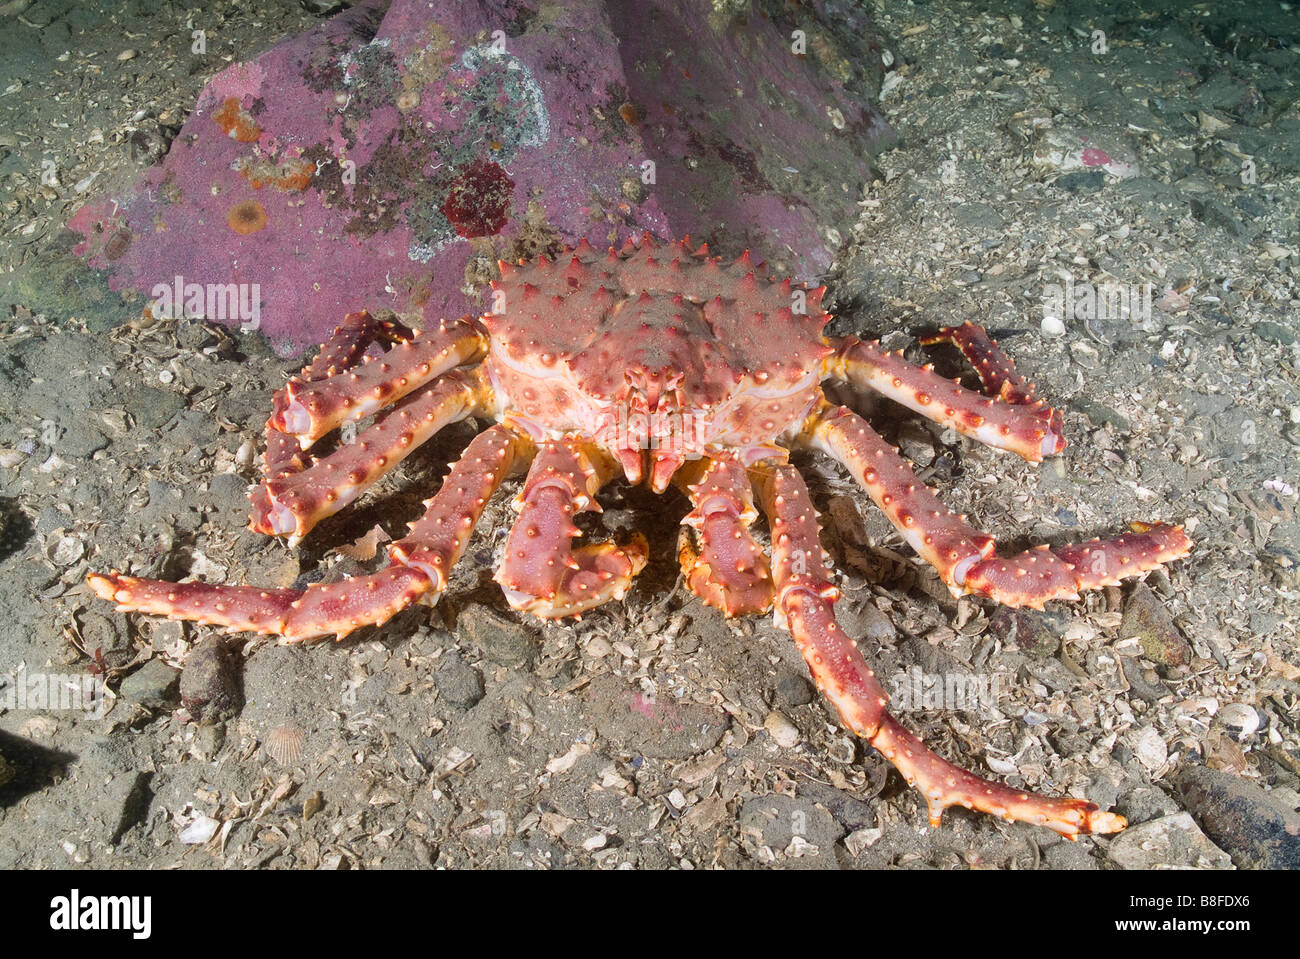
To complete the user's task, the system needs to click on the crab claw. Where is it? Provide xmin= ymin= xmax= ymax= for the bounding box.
xmin=674 ymin=457 xmax=773 ymax=616
xmin=496 ymin=438 xmax=648 ymax=619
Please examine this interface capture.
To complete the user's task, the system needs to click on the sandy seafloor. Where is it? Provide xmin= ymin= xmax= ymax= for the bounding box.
xmin=0 ymin=0 xmax=1298 ymax=870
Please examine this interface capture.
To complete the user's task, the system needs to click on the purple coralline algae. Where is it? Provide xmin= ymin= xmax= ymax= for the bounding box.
xmin=68 ymin=0 xmax=892 ymax=354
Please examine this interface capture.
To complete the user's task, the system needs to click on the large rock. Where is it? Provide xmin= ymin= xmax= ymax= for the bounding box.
xmin=1177 ymin=765 xmax=1300 ymax=869
xmin=68 ymin=0 xmax=893 ymax=355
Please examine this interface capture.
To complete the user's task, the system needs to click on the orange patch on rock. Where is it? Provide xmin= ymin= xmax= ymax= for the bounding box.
xmin=213 ymin=97 xmax=261 ymax=143
xmin=227 ymin=200 xmax=268 ymax=235
xmin=618 ymin=101 xmax=642 ymax=126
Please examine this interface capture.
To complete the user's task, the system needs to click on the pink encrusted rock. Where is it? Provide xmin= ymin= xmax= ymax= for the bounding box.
xmin=68 ymin=0 xmax=893 ymax=354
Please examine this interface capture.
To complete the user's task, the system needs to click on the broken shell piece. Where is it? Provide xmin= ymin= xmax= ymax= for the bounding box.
xmin=1216 ymin=702 xmax=1260 ymax=740
xmin=179 ymin=815 xmax=220 ymax=845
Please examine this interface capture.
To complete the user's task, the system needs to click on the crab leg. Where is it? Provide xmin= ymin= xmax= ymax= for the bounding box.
xmin=253 ymin=311 xmax=414 ymax=521
xmin=810 ymin=405 xmax=1191 ymax=608
xmin=753 ymin=463 xmax=1124 ymax=837
xmin=753 ymin=464 xmax=890 ymax=737
xmin=87 ymin=425 xmax=530 ymax=641
xmin=269 ymin=317 xmax=486 ymax=444
xmin=388 ymin=424 xmax=531 ymax=597
xmin=919 ymin=321 xmax=1037 ymax=406
xmin=253 ymin=367 xmax=493 ymax=544
xmin=829 ymin=335 xmax=1065 ymax=462
xmin=674 ymin=457 xmax=773 ymax=616
xmin=495 ymin=438 xmax=648 ymax=618
xmin=86 ymin=566 xmax=432 ymax=641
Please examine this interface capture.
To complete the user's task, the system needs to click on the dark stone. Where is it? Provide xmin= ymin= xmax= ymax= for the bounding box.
xmin=1254 ymin=321 xmax=1296 ymax=346
xmin=795 ymin=780 xmax=877 ymax=832
xmin=1056 ymin=169 xmax=1106 ymax=194
xmin=119 ymin=658 xmax=180 ymax=708
xmin=1190 ymin=197 xmax=1250 ymax=237
xmin=1121 ymin=583 xmax=1190 ymax=667
xmin=433 ymin=652 xmax=485 ymax=709
xmin=1120 ymin=656 xmax=1171 ymax=704
xmin=180 ymin=638 xmax=241 ymax=722
xmin=1177 ymin=765 xmax=1300 ymax=869
xmin=1234 ymin=194 xmax=1268 ymax=219
xmin=988 ymin=606 xmax=1065 ymax=657
xmin=776 ymin=671 xmax=815 ymax=708
xmin=456 ymin=604 xmax=538 ymax=668
xmin=838 ymin=601 xmax=897 ymax=647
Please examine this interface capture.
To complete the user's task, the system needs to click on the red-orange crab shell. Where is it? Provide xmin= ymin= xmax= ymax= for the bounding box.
xmin=483 ymin=237 xmax=833 ymax=490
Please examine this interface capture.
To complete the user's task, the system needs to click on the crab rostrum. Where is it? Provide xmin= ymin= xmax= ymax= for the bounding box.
xmin=89 ymin=235 xmax=1191 ymax=837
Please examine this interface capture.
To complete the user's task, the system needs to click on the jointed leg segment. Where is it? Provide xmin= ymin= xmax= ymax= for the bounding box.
xmin=253 ymin=367 xmax=492 ymax=544
xmin=89 ymin=424 xmax=530 ymax=641
xmin=831 ymin=329 xmax=1064 ymax=462
xmin=252 ymin=310 xmax=413 ymax=528
xmin=811 ymin=404 xmax=1190 ymax=608
xmin=919 ymin=321 xmax=1039 ymax=406
xmin=754 ymin=462 xmax=1124 ymax=836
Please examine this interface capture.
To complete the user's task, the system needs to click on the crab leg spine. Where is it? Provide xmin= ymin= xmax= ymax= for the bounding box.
xmin=269 ymin=318 xmax=487 ymax=443
xmin=963 ymin=522 xmax=1192 ymax=609
xmin=811 ymin=405 xmax=995 ymax=587
xmin=254 ymin=311 xmax=411 ymax=520
xmin=86 ymin=566 xmax=432 ymax=642
xmin=253 ymin=367 xmax=493 ymax=544
xmin=918 ymin=321 xmax=1036 ymax=405
xmin=830 ymin=335 xmax=1065 ymax=462
xmin=87 ymin=425 xmax=533 ymax=641
xmin=389 ymin=424 xmax=532 ymax=589
xmin=869 ymin=713 xmax=1125 ymax=836
xmin=754 ymin=464 xmax=889 ymax=736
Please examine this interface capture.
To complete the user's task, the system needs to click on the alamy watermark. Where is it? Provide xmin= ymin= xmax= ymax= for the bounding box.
xmin=1 ymin=667 xmax=107 ymax=718
xmin=1042 ymin=272 xmax=1152 ymax=326
xmin=608 ymin=405 xmax=708 ymax=452
xmin=889 ymin=666 xmax=1005 ymax=716
xmin=150 ymin=274 xmax=261 ymax=331
xmin=49 ymin=889 xmax=151 ymax=939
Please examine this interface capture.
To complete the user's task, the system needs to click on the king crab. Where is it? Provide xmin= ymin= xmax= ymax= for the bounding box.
xmin=89 ymin=235 xmax=1190 ymax=838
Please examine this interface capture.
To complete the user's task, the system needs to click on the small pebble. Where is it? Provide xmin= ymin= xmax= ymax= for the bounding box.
xmin=764 ymin=710 xmax=801 ymax=748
